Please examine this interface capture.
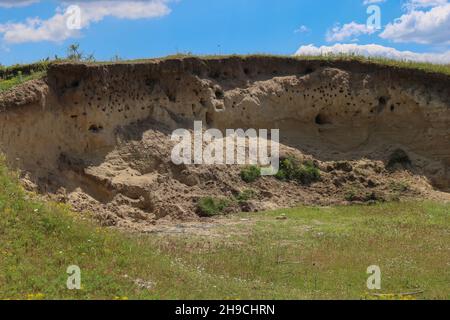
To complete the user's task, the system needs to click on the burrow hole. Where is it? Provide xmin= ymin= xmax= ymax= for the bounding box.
xmin=315 ymin=113 xmax=332 ymax=125
xmin=89 ymin=124 xmax=104 ymax=133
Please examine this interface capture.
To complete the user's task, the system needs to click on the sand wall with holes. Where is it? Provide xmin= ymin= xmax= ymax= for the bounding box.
xmin=0 ymin=56 xmax=449 ymax=190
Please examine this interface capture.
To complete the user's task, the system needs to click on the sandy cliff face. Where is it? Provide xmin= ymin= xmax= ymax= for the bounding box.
xmin=0 ymin=57 xmax=449 ymax=229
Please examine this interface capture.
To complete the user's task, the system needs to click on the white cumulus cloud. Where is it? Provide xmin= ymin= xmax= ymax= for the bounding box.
xmin=294 ymin=25 xmax=310 ymax=33
xmin=363 ymin=0 xmax=386 ymax=5
xmin=403 ymin=0 xmax=448 ymax=10
xmin=326 ymin=22 xmax=377 ymax=42
xmin=0 ymin=1 xmax=172 ymax=44
xmin=0 ymin=0 xmax=39 ymax=8
xmin=380 ymin=3 xmax=450 ymax=44
xmin=295 ymin=43 xmax=450 ymax=64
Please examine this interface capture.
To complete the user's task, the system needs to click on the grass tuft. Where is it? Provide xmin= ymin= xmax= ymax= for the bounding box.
xmin=275 ymin=157 xmax=321 ymax=185
xmin=240 ymin=165 xmax=261 ymax=183
xmin=197 ymin=197 xmax=230 ymax=217
xmin=0 ymin=71 xmax=46 ymax=93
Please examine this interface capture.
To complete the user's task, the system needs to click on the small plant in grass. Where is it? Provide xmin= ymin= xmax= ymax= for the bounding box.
xmin=275 ymin=156 xmax=321 ymax=185
xmin=344 ymin=186 xmax=383 ymax=203
xmin=344 ymin=188 xmax=358 ymax=202
xmin=390 ymin=181 xmax=409 ymax=193
xmin=197 ymin=197 xmax=230 ymax=217
xmin=363 ymin=191 xmax=382 ymax=202
xmin=235 ymin=189 xmax=257 ymax=204
xmin=0 ymin=71 xmax=47 ymax=92
xmin=300 ymin=160 xmax=321 ymax=184
xmin=240 ymin=165 xmax=261 ymax=183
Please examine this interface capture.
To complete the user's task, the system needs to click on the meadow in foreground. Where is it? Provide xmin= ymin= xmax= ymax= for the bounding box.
xmin=0 ymin=161 xmax=448 ymax=300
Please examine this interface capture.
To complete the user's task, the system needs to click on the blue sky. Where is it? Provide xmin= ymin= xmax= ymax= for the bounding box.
xmin=0 ymin=0 xmax=449 ymax=66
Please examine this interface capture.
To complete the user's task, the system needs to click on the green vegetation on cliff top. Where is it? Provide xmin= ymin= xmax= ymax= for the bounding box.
xmin=2 ymin=52 xmax=450 ymax=93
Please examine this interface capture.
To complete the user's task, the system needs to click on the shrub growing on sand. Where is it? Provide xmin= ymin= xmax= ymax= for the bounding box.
xmin=275 ymin=157 xmax=321 ymax=185
xmin=235 ymin=189 xmax=257 ymax=204
xmin=197 ymin=197 xmax=230 ymax=217
xmin=240 ymin=165 xmax=261 ymax=183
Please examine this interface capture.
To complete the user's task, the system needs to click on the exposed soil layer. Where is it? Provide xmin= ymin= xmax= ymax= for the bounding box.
xmin=0 ymin=56 xmax=449 ymax=230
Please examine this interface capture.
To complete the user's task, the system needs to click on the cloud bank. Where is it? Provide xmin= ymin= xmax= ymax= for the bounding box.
xmin=380 ymin=3 xmax=450 ymax=44
xmin=295 ymin=43 xmax=450 ymax=64
xmin=326 ymin=22 xmax=377 ymax=42
xmin=0 ymin=1 xmax=171 ymax=44
xmin=0 ymin=0 xmax=38 ymax=8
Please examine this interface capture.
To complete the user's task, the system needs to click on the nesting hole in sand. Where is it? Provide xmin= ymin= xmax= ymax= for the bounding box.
xmin=305 ymin=67 xmax=314 ymax=75
xmin=376 ymin=96 xmax=389 ymax=113
xmin=88 ymin=124 xmax=104 ymax=133
xmin=315 ymin=113 xmax=332 ymax=125
xmin=387 ymin=149 xmax=412 ymax=169
xmin=205 ymin=112 xmax=214 ymax=127
xmin=215 ymin=89 xmax=224 ymax=99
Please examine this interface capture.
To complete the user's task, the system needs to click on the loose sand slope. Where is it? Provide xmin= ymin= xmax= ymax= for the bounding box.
xmin=0 ymin=57 xmax=449 ymax=230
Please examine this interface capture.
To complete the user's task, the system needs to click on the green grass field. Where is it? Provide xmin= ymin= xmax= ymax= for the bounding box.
xmin=1 ymin=54 xmax=450 ymax=94
xmin=0 ymin=71 xmax=46 ymax=93
xmin=155 ymin=53 xmax=450 ymax=76
xmin=0 ymin=161 xmax=448 ymax=300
